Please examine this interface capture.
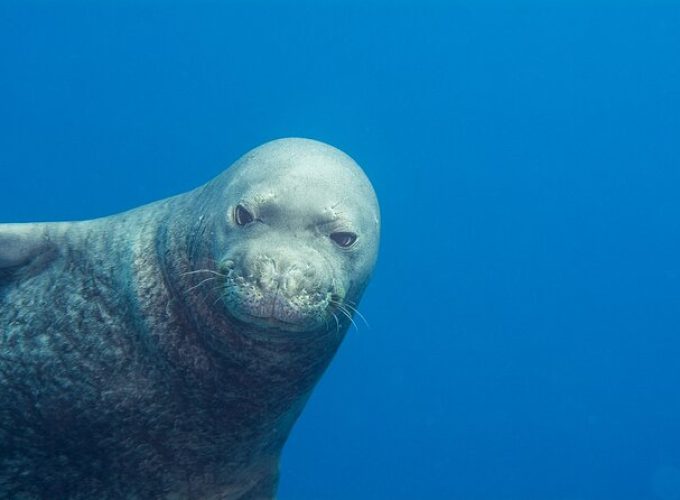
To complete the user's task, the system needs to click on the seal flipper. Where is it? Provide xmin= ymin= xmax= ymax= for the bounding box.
xmin=0 ymin=223 xmax=61 ymax=284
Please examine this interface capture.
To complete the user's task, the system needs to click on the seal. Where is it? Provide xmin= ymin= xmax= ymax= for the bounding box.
xmin=0 ymin=138 xmax=380 ymax=499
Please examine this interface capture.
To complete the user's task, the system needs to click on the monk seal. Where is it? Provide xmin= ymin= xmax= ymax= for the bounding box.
xmin=0 ymin=138 xmax=380 ymax=499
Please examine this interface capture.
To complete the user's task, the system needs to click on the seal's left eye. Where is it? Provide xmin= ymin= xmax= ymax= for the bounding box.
xmin=234 ymin=205 xmax=254 ymax=226
xmin=330 ymin=231 xmax=357 ymax=248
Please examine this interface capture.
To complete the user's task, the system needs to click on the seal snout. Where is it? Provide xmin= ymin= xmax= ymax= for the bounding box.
xmin=220 ymin=248 xmax=336 ymax=332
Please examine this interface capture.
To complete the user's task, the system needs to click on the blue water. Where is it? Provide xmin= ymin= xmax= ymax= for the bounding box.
xmin=2 ymin=2 xmax=680 ymax=499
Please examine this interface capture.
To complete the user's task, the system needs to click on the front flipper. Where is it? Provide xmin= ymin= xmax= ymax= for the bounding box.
xmin=0 ymin=223 xmax=63 ymax=284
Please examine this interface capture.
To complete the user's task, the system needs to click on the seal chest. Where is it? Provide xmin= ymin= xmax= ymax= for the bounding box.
xmin=0 ymin=138 xmax=380 ymax=499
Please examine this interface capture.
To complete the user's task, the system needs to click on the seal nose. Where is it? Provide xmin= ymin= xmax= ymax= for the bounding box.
xmin=253 ymin=252 xmax=320 ymax=295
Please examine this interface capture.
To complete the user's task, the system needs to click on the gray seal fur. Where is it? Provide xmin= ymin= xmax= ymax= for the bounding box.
xmin=0 ymin=138 xmax=380 ymax=499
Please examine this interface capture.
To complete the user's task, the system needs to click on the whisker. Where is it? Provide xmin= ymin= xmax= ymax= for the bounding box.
xmin=330 ymin=299 xmax=368 ymax=331
xmin=181 ymin=269 xmax=227 ymax=278
xmin=207 ymin=282 xmax=241 ymax=307
xmin=331 ymin=312 xmax=340 ymax=335
xmin=186 ymin=276 xmax=218 ymax=293
xmin=338 ymin=302 xmax=370 ymax=328
xmin=336 ymin=305 xmax=359 ymax=332
xmin=340 ymin=306 xmax=359 ymax=332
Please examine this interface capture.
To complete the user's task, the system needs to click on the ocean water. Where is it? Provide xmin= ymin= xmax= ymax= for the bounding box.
xmin=1 ymin=2 xmax=680 ymax=499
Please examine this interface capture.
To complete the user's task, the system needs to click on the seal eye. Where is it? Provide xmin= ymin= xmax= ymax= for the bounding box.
xmin=330 ymin=231 xmax=357 ymax=248
xmin=234 ymin=204 xmax=254 ymax=226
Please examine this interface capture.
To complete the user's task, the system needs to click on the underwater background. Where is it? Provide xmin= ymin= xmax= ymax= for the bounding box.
xmin=1 ymin=2 xmax=679 ymax=499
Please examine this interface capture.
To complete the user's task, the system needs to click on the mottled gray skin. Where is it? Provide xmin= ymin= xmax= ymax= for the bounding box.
xmin=0 ymin=138 xmax=380 ymax=499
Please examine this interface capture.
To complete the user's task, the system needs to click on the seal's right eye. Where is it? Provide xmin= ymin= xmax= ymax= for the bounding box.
xmin=234 ymin=205 xmax=254 ymax=226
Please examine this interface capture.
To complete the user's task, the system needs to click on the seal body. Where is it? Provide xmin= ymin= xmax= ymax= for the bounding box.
xmin=0 ymin=138 xmax=380 ymax=499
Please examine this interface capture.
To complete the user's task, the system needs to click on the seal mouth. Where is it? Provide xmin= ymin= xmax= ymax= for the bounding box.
xmin=225 ymin=286 xmax=335 ymax=332
xmin=215 ymin=250 xmax=347 ymax=333
xmin=235 ymin=312 xmax=317 ymax=333
xmin=226 ymin=299 xmax=332 ymax=333
xmin=220 ymin=272 xmax=335 ymax=333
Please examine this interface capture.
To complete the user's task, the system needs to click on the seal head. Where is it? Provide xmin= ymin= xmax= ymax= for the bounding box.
xmin=205 ymin=138 xmax=380 ymax=335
